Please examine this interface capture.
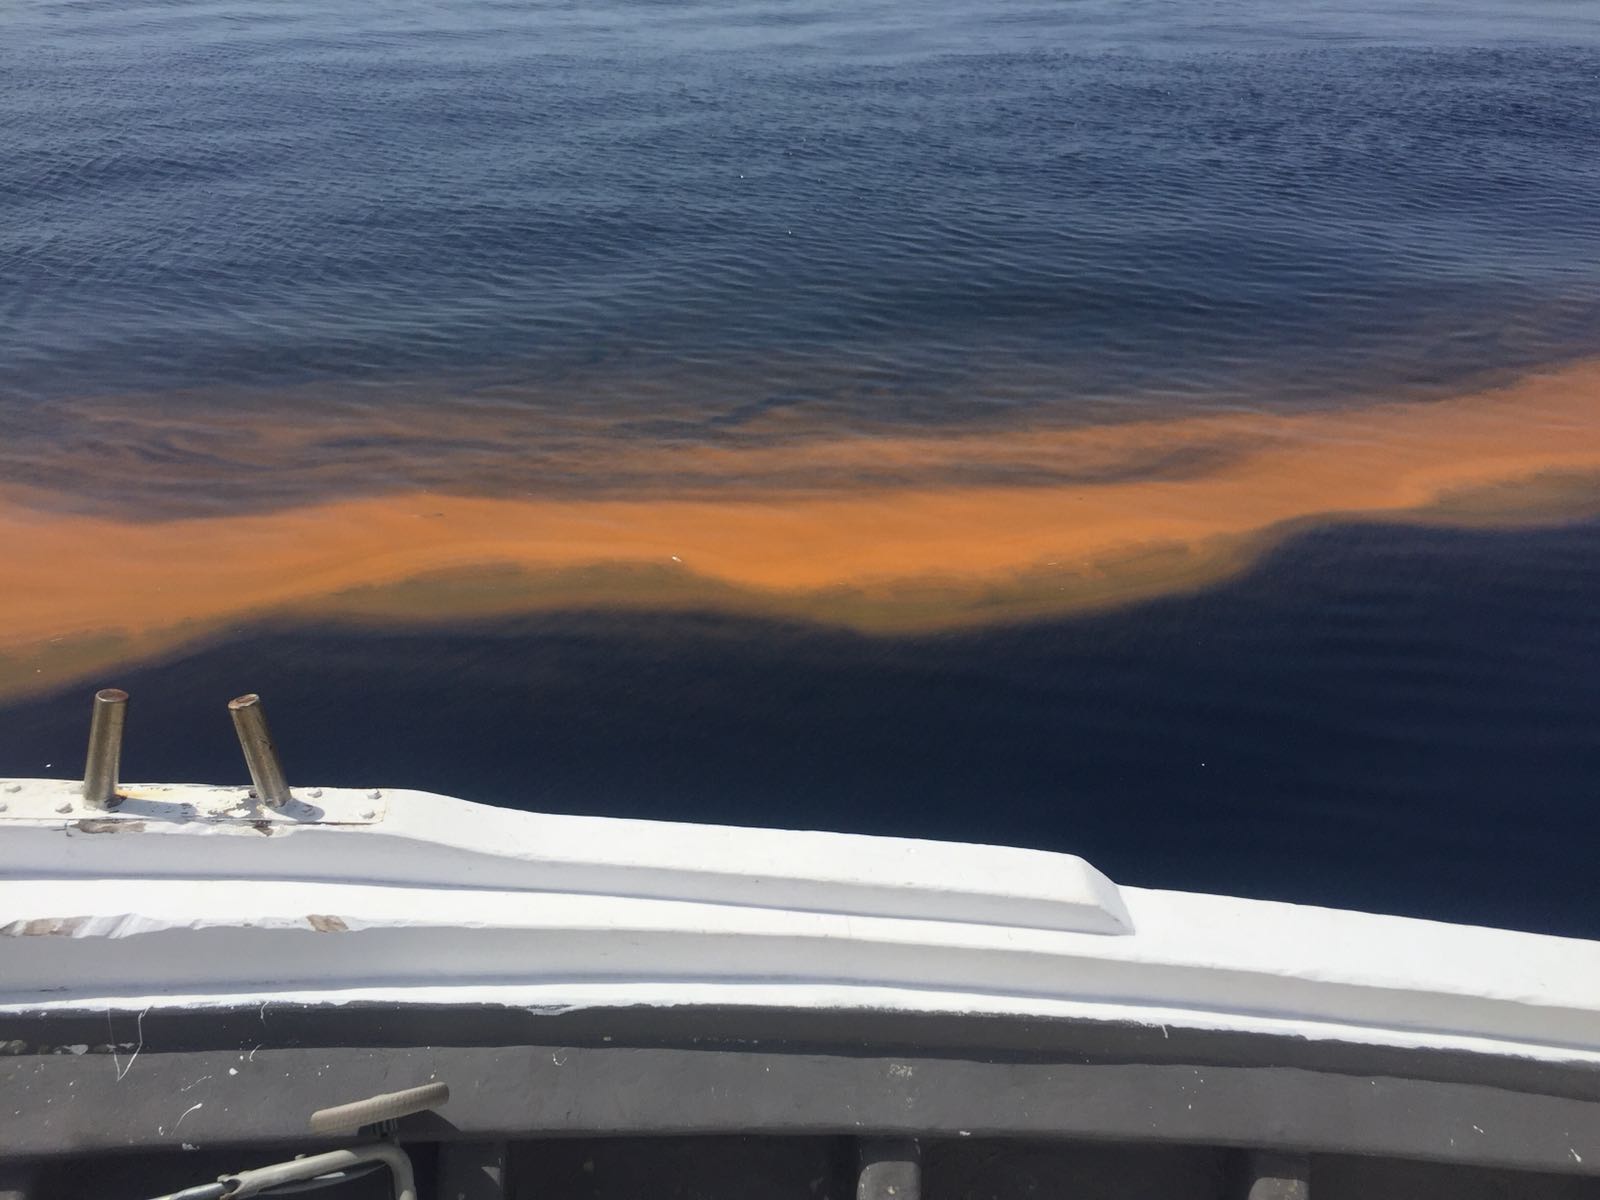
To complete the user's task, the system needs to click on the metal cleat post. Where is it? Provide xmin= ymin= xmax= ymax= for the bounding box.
xmin=81 ymin=688 xmax=128 ymax=809
xmin=228 ymin=693 xmax=292 ymax=808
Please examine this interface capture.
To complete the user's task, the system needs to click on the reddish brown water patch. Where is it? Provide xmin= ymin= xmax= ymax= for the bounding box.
xmin=3 ymin=361 xmax=1598 ymax=700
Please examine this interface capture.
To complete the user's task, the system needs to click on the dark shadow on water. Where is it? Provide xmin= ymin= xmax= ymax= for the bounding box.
xmin=3 ymin=519 xmax=1597 ymax=939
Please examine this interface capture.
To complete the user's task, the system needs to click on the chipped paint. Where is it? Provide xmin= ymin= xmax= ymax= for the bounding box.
xmin=74 ymin=819 xmax=145 ymax=835
xmin=1 ymin=917 xmax=88 ymax=937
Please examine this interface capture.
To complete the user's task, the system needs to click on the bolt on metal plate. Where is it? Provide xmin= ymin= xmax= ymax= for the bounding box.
xmin=0 ymin=779 xmax=387 ymax=825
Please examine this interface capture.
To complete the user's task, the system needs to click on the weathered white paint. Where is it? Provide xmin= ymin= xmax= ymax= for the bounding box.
xmin=0 ymin=780 xmax=1129 ymax=932
xmin=0 ymin=778 xmax=383 ymax=825
xmin=3 ymin=779 xmax=1599 ymax=1067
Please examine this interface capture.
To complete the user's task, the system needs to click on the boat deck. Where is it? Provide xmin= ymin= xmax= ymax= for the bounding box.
xmin=3 ymin=767 xmax=1599 ymax=1197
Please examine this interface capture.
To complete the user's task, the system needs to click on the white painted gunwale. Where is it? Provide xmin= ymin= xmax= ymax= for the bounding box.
xmin=3 ymin=780 xmax=1599 ymax=1069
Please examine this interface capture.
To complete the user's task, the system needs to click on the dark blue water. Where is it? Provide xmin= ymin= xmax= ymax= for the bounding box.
xmin=4 ymin=0 xmax=1600 ymax=934
xmin=4 ymin=519 xmax=1599 ymax=936
xmin=7 ymin=0 xmax=1600 ymax=438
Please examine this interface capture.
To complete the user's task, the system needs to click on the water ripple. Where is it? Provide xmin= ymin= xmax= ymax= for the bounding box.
xmin=4 ymin=1 xmax=1600 ymax=431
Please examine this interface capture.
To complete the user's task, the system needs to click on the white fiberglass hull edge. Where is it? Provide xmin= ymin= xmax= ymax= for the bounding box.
xmin=3 ymin=779 xmax=1598 ymax=1069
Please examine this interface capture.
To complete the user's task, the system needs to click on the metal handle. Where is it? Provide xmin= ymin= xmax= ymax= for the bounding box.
xmin=309 ymin=1081 xmax=451 ymax=1135
xmin=222 ymin=1145 xmax=417 ymax=1200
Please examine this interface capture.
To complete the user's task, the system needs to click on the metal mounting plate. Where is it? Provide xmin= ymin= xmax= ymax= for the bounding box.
xmin=0 ymin=778 xmax=385 ymax=825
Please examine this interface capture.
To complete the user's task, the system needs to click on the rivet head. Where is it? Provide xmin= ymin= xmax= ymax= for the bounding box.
xmin=55 ymin=802 xmax=73 ymax=814
xmin=0 ymin=801 xmax=8 ymax=813
xmin=360 ymin=808 xmax=376 ymax=820
xmin=3 ymin=783 xmax=20 ymax=793
xmin=367 ymin=789 xmax=382 ymax=800
xmin=307 ymin=787 xmax=323 ymax=799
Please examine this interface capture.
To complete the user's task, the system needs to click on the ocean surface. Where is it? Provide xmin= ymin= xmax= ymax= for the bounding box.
xmin=3 ymin=0 xmax=1599 ymax=935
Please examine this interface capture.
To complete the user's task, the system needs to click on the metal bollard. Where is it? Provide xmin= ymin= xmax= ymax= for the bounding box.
xmin=81 ymin=688 xmax=128 ymax=809
xmin=228 ymin=693 xmax=292 ymax=807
